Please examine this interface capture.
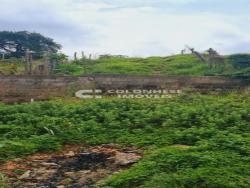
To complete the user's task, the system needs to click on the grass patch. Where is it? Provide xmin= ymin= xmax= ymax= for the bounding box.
xmin=0 ymin=173 xmax=9 ymax=188
xmin=54 ymin=54 xmax=250 ymax=76
xmin=2 ymin=54 xmax=250 ymax=76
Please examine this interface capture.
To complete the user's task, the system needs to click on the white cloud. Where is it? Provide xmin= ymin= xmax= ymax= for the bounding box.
xmin=0 ymin=0 xmax=249 ymax=56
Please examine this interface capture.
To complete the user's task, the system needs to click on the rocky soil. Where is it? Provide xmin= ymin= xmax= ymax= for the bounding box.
xmin=0 ymin=144 xmax=142 ymax=188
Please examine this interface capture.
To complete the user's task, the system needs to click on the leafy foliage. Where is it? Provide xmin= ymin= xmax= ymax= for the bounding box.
xmin=0 ymin=94 xmax=250 ymax=187
xmin=48 ymin=53 xmax=68 ymax=63
xmin=227 ymin=54 xmax=250 ymax=69
xmin=0 ymin=173 xmax=8 ymax=188
xmin=54 ymin=54 xmax=250 ymax=76
xmin=0 ymin=31 xmax=61 ymax=58
xmin=2 ymin=53 xmax=250 ymax=76
xmin=0 ymin=58 xmax=25 ymax=75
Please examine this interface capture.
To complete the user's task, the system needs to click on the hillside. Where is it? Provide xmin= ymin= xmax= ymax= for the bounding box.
xmin=54 ymin=54 xmax=250 ymax=76
xmin=1 ymin=54 xmax=250 ymax=76
xmin=1 ymin=54 xmax=250 ymax=187
xmin=0 ymin=94 xmax=250 ymax=187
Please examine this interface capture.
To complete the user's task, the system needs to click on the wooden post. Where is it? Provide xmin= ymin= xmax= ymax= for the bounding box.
xmin=44 ymin=52 xmax=50 ymax=75
xmin=25 ymin=49 xmax=33 ymax=75
xmin=50 ymin=60 xmax=58 ymax=74
xmin=81 ymin=51 xmax=85 ymax=59
xmin=29 ymin=52 xmax=33 ymax=75
xmin=1 ymin=53 xmax=5 ymax=60
xmin=25 ymin=50 xmax=29 ymax=74
xmin=74 ymin=52 xmax=77 ymax=61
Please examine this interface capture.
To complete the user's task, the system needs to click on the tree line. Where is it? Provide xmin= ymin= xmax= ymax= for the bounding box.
xmin=0 ymin=31 xmax=61 ymax=58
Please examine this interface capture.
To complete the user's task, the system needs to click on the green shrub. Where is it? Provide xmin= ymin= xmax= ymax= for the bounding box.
xmin=0 ymin=94 xmax=250 ymax=187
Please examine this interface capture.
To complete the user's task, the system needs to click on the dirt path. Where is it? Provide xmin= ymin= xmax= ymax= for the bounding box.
xmin=0 ymin=144 xmax=142 ymax=188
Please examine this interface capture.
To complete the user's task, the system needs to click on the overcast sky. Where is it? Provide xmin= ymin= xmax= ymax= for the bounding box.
xmin=1 ymin=0 xmax=250 ymax=57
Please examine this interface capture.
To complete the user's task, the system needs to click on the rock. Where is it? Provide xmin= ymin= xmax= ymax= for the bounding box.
xmin=64 ymin=171 xmax=76 ymax=177
xmin=41 ymin=162 xmax=58 ymax=167
xmin=56 ymin=185 xmax=65 ymax=188
xmin=77 ymin=170 xmax=91 ymax=175
xmin=65 ymin=151 xmax=75 ymax=157
xmin=114 ymin=152 xmax=141 ymax=166
xmin=5 ymin=161 xmax=26 ymax=170
xmin=64 ymin=172 xmax=79 ymax=180
xmin=32 ymin=159 xmax=45 ymax=162
xmin=78 ymin=169 xmax=110 ymax=185
xmin=59 ymin=178 xmax=73 ymax=185
xmin=64 ymin=170 xmax=92 ymax=180
xmin=78 ymin=152 xmax=92 ymax=156
xmin=35 ymin=168 xmax=57 ymax=180
xmin=13 ymin=158 xmax=22 ymax=162
xmin=89 ymin=146 xmax=116 ymax=156
xmin=19 ymin=170 xmax=31 ymax=179
xmin=19 ymin=182 xmax=37 ymax=187
xmin=78 ymin=176 xmax=92 ymax=185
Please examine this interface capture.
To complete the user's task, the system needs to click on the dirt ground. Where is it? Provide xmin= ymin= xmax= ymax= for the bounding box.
xmin=0 ymin=144 xmax=142 ymax=188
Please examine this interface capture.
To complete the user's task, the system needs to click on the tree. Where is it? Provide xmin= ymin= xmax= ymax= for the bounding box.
xmin=48 ymin=53 xmax=68 ymax=63
xmin=0 ymin=31 xmax=61 ymax=58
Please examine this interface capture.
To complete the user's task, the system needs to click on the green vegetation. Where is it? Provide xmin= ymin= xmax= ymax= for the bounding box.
xmin=0 ymin=31 xmax=61 ymax=58
xmin=54 ymin=54 xmax=250 ymax=76
xmin=0 ymin=55 xmax=64 ymax=75
xmin=55 ymin=55 xmax=207 ymax=76
xmin=0 ymin=59 xmax=25 ymax=75
xmin=0 ymin=174 xmax=8 ymax=188
xmin=0 ymin=94 xmax=250 ymax=187
xmin=1 ymin=53 xmax=250 ymax=76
